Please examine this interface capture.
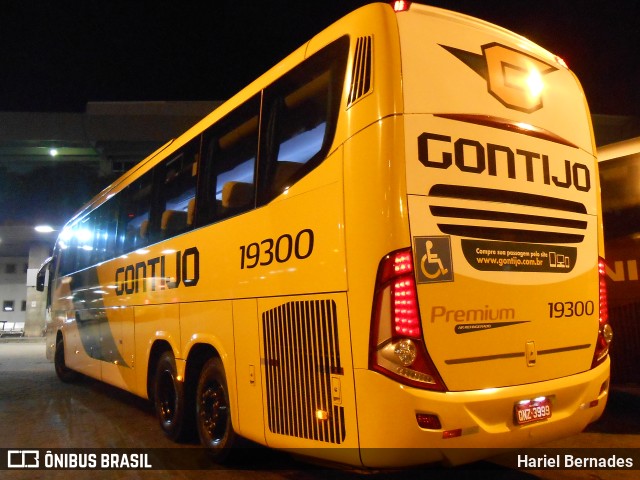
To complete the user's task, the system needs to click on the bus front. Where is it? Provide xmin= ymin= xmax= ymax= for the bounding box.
xmin=357 ymin=3 xmax=611 ymax=467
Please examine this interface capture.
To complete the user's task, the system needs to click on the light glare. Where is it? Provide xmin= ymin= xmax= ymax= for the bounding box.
xmin=527 ymin=67 xmax=544 ymax=98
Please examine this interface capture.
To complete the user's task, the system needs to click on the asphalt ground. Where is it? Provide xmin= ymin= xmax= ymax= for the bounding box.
xmin=1 ymin=338 xmax=638 ymax=479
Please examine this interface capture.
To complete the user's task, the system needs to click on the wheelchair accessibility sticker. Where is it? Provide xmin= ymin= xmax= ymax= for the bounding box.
xmin=414 ymin=236 xmax=454 ymax=283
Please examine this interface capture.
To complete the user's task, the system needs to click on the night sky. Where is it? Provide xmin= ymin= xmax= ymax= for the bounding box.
xmin=1 ymin=0 xmax=638 ymax=117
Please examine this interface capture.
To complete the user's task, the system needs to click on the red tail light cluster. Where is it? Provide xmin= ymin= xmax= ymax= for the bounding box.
xmin=592 ymin=257 xmax=613 ymax=368
xmin=370 ymin=248 xmax=446 ymax=391
xmin=391 ymin=1 xmax=411 ymax=13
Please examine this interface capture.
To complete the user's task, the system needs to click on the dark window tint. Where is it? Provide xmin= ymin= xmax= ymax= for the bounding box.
xmin=198 ymin=96 xmax=260 ymax=226
xmin=53 ymin=37 xmax=349 ymax=274
xmin=158 ymin=139 xmax=200 ymax=239
xmin=118 ymin=171 xmax=154 ymax=254
xmin=91 ymin=202 xmax=119 ymax=264
xmin=259 ymin=36 xmax=348 ymax=203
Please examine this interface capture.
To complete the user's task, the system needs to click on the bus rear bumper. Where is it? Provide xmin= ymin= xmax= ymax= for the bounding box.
xmin=354 ymin=358 xmax=610 ymax=468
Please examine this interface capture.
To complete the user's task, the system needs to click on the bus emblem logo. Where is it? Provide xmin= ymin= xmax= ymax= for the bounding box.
xmin=441 ymin=42 xmax=557 ymax=113
xmin=414 ymin=236 xmax=454 ymax=283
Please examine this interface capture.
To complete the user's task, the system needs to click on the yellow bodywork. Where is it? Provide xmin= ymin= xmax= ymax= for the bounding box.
xmin=45 ymin=2 xmax=608 ymax=468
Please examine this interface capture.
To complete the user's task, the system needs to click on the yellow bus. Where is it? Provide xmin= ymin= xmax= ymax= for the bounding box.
xmin=39 ymin=1 xmax=611 ymax=468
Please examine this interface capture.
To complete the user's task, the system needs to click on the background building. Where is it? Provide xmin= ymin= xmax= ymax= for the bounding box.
xmin=0 ymin=101 xmax=219 ymax=336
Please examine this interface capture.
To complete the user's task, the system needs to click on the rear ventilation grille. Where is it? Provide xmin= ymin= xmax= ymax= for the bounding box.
xmin=429 ymin=184 xmax=588 ymax=243
xmin=348 ymin=36 xmax=373 ymax=106
xmin=262 ymin=299 xmax=345 ymax=444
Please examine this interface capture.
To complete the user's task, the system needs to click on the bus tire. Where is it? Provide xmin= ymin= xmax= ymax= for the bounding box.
xmin=153 ymin=351 xmax=189 ymax=442
xmin=196 ymin=357 xmax=237 ymax=462
xmin=54 ymin=337 xmax=80 ymax=383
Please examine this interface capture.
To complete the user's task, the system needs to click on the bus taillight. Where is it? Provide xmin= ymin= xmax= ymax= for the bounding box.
xmin=592 ymin=257 xmax=613 ymax=368
xmin=370 ymin=248 xmax=446 ymax=391
xmin=391 ymin=1 xmax=411 ymax=13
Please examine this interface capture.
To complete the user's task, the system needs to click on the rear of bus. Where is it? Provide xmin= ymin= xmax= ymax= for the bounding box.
xmin=347 ymin=3 xmax=611 ymax=467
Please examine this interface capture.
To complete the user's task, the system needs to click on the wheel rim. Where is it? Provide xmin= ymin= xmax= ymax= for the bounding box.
xmin=157 ymin=369 xmax=177 ymax=424
xmin=199 ymin=381 xmax=228 ymax=446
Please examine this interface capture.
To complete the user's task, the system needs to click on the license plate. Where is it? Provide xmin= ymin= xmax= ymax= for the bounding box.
xmin=514 ymin=397 xmax=552 ymax=425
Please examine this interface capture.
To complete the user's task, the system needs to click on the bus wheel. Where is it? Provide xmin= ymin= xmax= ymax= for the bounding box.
xmin=154 ymin=351 xmax=188 ymax=441
xmin=54 ymin=337 xmax=80 ymax=383
xmin=196 ymin=357 xmax=237 ymax=461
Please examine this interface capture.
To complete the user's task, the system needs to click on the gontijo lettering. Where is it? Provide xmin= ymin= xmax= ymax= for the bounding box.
xmin=114 ymin=247 xmax=199 ymax=295
xmin=418 ymin=132 xmax=591 ymax=192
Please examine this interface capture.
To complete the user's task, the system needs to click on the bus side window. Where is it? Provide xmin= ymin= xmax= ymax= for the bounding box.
xmin=90 ymin=202 xmax=118 ymax=265
xmin=118 ymin=171 xmax=154 ymax=254
xmin=260 ymin=36 xmax=348 ymax=204
xmin=75 ymin=215 xmax=94 ymax=271
xmin=159 ymin=139 xmax=200 ymax=238
xmin=57 ymin=225 xmax=77 ymax=276
xmin=199 ymin=95 xmax=260 ymax=225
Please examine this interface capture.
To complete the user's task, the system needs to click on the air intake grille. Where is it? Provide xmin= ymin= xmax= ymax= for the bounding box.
xmin=262 ymin=299 xmax=345 ymax=444
xmin=429 ymin=184 xmax=588 ymax=243
xmin=348 ymin=36 xmax=373 ymax=106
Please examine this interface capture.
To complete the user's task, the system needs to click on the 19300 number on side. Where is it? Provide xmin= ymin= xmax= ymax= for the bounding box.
xmin=239 ymin=229 xmax=314 ymax=269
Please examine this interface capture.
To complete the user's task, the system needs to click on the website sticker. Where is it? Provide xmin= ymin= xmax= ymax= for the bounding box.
xmin=462 ymin=240 xmax=576 ymax=273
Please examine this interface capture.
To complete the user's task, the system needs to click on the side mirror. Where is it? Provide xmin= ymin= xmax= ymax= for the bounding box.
xmin=36 ymin=256 xmax=53 ymax=292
